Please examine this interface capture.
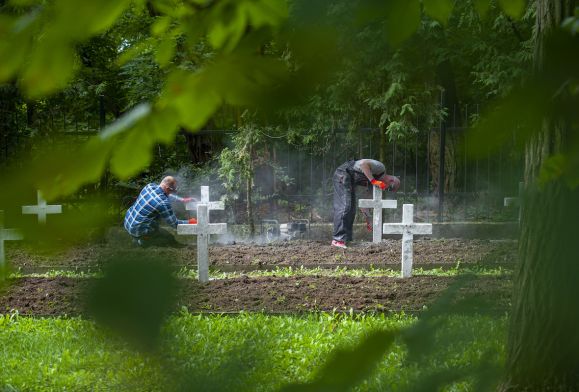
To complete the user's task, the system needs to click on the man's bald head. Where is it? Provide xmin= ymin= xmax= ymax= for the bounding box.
xmin=160 ymin=176 xmax=177 ymax=194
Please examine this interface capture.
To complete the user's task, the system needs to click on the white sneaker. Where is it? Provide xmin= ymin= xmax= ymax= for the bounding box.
xmin=331 ymin=240 xmax=347 ymax=249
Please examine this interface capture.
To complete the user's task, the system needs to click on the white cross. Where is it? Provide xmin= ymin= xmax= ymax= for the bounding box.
xmin=177 ymin=204 xmax=227 ymax=283
xmin=358 ymin=187 xmax=398 ymax=243
xmin=383 ymin=204 xmax=432 ymax=278
xmin=22 ymin=190 xmax=62 ymax=224
xmin=0 ymin=211 xmax=23 ymax=266
xmin=185 ymin=186 xmax=224 ymax=213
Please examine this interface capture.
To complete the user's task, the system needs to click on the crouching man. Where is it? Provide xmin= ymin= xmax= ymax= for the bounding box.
xmin=124 ymin=176 xmax=196 ymax=247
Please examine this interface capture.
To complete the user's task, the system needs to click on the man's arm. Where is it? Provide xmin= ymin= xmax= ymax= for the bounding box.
xmin=159 ymin=202 xmax=187 ymax=227
xmin=357 ymin=160 xmax=375 ymax=181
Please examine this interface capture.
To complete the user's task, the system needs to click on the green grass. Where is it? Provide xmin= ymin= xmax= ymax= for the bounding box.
xmin=0 ymin=311 xmax=507 ymax=392
xmin=187 ymin=264 xmax=511 ymax=279
xmin=10 ymin=265 xmax=512 ymax=280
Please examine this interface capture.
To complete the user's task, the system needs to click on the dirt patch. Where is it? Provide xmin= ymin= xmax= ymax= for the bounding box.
xmin=206 ymin=238 xmax=517 ymax=267
xmin=6 ymin=238 xmax=517 ymax=271
xmin=0 ymin=275 xmax=511 ymax=316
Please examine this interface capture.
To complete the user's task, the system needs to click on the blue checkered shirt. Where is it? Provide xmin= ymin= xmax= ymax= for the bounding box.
xmin=124 ymin=183 xmax=187 ymax=237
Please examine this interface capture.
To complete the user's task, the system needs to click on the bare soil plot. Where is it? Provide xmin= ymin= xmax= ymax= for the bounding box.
xmin=6 ymin=238 xmax=517 ymax=271
xmin=0 ymin=274 xmax=511 ymax=316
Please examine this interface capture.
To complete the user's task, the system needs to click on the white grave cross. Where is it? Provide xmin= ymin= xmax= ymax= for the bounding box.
xmin=22 ymin=190 xmax=62 ymax=224
xmin=0 ymin=211 xmax=23 ymax=266
xmin=358 ymin=187 xmax=397 ymax=243
xmin=177 ymin=204 xmax=227 ymax=283
xmin=383 ymin=204 xmax=432 ymax=278
xmin=185 ymin=186 xmax=224 ymax=213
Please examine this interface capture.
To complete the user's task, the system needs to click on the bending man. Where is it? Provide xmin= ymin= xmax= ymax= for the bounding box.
xmin=332 ymin=159 xmax=400 ymax=249
xmin=124 ymin=176 xmax=196 ymax=247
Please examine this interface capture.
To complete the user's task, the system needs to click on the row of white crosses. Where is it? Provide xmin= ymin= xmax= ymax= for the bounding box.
xmin=358 ymin=188 xmax=432 ymax=278
xmin=178 ymin=186 xmax=227 ymax=283
xmin=0 ymin=191 xmax=63 ymax=266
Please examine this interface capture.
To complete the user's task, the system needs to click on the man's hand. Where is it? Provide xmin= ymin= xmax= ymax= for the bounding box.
xmin=188 ymin=218 xmax=197 ymax=224
xmin=182 ymin=197 xmax=194 ymax=203
xmin=370 ymin=179 xmax=386 ymax=190
xmin=366 ymin=220 xmax=372 ymax=232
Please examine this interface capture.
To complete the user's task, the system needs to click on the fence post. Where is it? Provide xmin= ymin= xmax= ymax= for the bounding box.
xmin=438 ymin=91 xmax=446 ymax=223
xmin=99 ymin=95 xmax=106 ymax=130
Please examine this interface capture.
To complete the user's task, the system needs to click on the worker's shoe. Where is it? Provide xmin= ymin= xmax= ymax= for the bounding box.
xmin=331 ymin=240 xmax=347 ymax=249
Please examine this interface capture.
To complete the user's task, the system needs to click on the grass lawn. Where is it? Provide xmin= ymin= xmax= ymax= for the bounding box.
xmin=0 ymin=311 xmax=506 ymax=392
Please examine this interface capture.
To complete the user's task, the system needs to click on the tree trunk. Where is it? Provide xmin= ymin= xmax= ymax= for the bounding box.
xmin=379 ymin=126 xmax=387 ymax=167
xmin=428 ymin=130 xmax=456 ymax=193
xmin=503 ymin=0 xmax=578 ymax=390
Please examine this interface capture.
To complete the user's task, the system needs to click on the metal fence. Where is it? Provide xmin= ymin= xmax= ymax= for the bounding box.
xmin=0 ymin=96 xmax=523 ymax=224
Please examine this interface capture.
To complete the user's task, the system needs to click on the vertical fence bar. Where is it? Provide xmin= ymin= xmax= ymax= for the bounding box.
xmin=426 ymin=129 xmax=430 ymax=196
xmin=415 ymin=131 xmax=419 ymax=217
xmin=403 ymin=134 xmax=407 ymax=197
xmin=438 ymin=91 xmax=446 ymax=223
xmin=310 ymin=152 xmax=313 ymax=217
xmin=392 ymin=139 xmax=395 ymax=175
xmin=464 ymin=104 xmax=468 ymax=221
xmin=99 ymin=95 xmax=105 ymax=130
xmin=369 ymin=125 xmax=373 ymax=158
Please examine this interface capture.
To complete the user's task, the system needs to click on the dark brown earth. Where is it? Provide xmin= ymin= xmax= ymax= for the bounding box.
xmin=0 ymin=274 xmax=512 ymax=316
xmin=1 ymin=234 xmax=516 ymax=317
xmin=6 ymin=238 xmax=517 ymax=271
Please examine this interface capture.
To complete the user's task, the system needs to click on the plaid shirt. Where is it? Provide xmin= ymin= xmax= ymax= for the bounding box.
xmin=124 ymin=183 xmax=187 ymax=237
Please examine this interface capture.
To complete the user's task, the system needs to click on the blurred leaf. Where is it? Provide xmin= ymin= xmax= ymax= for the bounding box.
xmin=360 ymin=0 xmax=420 ymax=46
xmin=20 ymin=42 xmax=76 ymax=98
xmin=212 ymin=54 xmax=289 ymax=106
xmin=208 ymin=0 xmax=287 ymax=52
xmin=385 ymin=0 xmax=420 ymax=46
xmin=116 ymin=40 xmax=153 ymax=67
xmin=498 ymin=0 xmax=526 ymax=19
xmin=85 ymin=256 xmax=179 ymax=351
xmin=281 ymin=330 xmax=396 ymax=392
xmin=35 ymin=138 xmax=113 ymax=199
xmin=207 ymin=1 xmax=247 ymax=51
xmin=0 ymin=35 xmax=30 ymax=81
xmin=242 ymin=0 xmax=288 ymax=29
xmin=20 ymin=199 xmax=111 ymax=247
xmin=474 ymin=0 xmax=491 ymax=18
xmin=100 ymin=103 xmax=152 ymax=140
xmin=165 ymin=70 xmax=222 ymax=130
xmin=53 ymin=0 xmax=133 ymax=38
xmin=148 ymin=107 xmax=181 ymax=144
xmin=539 ymin=154 xmax=567 ymax=187
xmin=423 ymin=0 xmax=453 ymax=25
xmin=151 ymin=0 xmax=182 ymax=16
xmin=466 ymin=85 xmax=547 ymax=159
xmin=110 ymin=125 xmax=155 ymax=179
xmin=155 ymin=38 xmax=176 ymax=67
xmin=151 ymin=16 xmax=172 ymax=36
xmin=8 ymin=0 xmax=41 ymax=5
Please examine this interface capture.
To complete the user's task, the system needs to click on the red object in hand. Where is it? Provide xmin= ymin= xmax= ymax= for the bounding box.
xmin=182 ymin=197 xmax=194 ymax=203
xmin=188 ymin=218 xmax=197 ymax=224
xmin=370 ymin=179 xmax=386 ymax=190
xmin=366 ymin=221 xmax=372 ymax=232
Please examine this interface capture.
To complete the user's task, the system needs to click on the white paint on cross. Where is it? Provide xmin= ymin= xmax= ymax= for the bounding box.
xmin=0 ymin=211 xmax=23 ymax=266
xmin=185 ymin=186 xmax=224 ymax=213
xmin=22 ymin=190 xmax=62 ymax=224
xmin=358 ymin=186 xmax=397 ymax=243
xmin=382 ymin=204 xmax=432 ymax=278
xmin=177 ymin=204 xmax=227 ymax=283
